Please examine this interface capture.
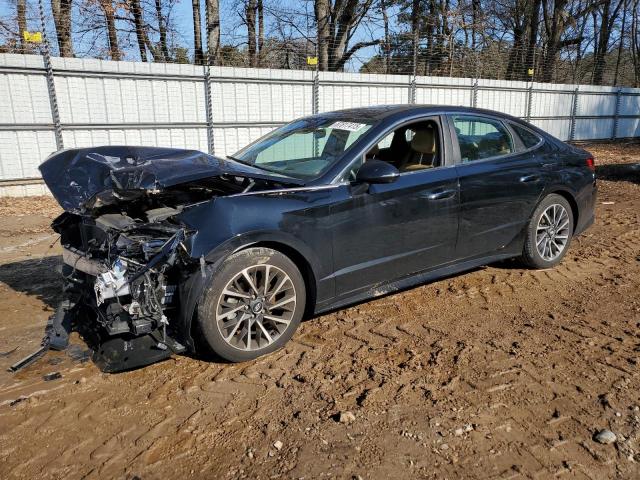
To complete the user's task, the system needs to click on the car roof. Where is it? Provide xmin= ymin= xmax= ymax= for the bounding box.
xmin=315 ymin=104 xmax=523 ymax=123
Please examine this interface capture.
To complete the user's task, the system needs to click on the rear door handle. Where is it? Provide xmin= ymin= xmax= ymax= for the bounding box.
xmin=519 ymin=174 xmax=541 ymax=183
xmin=427 ymin=189 xmax=457 ymax=201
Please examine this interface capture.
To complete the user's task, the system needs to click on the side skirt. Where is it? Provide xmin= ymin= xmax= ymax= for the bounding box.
xmin=314 ymin=252 xmax=517 ymax=315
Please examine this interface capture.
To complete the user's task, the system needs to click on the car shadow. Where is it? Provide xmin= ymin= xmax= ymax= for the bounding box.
xmin=0 ymin=255 xmax=62 ymax=309
xmin=596 ymin=163 xmax=640 ymax=184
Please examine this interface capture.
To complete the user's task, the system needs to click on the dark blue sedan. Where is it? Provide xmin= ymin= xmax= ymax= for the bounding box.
xmin=40 ymin=105 xmax=597 ymax=371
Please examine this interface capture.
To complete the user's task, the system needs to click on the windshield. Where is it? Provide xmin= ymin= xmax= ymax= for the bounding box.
xmin=231 ymin=116 xmax=375 ymax=180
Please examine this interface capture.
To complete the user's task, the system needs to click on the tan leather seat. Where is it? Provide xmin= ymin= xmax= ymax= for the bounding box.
xmin=399 ymin=128 xmax=437 ymax=171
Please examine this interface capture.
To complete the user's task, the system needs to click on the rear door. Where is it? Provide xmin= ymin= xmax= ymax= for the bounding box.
xmin=449 ymin=114 xmax=546 ymax=260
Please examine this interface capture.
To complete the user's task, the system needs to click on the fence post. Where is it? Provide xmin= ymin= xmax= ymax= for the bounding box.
xmin=611 ymin=88 xmax=622 ymax=140
xmin=312 ymin=69 xmax=320 ymax=115
xmin=38 ymin=0 xmax=63 ymax=151
xmin=471 ymin=79 xmax=478 ymax=108
xmin=569 ymin=87 xmax=579 ymax=142
xmin=525 ymin=82 xmax=534 ymax=122
xmin=203 ymin=6 xmax=215 ymax=155
xmin=203 ymin=66 xmax=215 ymax=155
xmin=409 ymin=39 xmax=417 ymax=104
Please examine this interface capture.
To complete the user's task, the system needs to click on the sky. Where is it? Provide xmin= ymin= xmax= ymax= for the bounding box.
xmin=0 ymin=0 xmax=392 ymax=70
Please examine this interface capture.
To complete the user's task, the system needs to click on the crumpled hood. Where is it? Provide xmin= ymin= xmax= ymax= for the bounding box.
xmin=39 ymin=146 xmax=303 ymax=212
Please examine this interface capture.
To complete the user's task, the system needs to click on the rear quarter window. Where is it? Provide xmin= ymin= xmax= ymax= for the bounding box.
xmin=511 ymin=123 xmax=542 ymax=149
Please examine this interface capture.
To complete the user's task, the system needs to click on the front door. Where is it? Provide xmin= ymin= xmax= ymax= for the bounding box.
xmin=330 ymin=118 xmax=459 ymax=297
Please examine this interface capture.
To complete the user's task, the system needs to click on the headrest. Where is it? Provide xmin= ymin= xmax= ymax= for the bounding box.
xmin=368 ymin=144 xmax=380 ymax=156
xmin=411 ymin=128 xmax=435 ymax=154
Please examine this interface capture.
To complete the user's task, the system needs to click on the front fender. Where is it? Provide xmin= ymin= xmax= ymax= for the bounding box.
xmin=175 ymin=231 xmax=323 ymax=352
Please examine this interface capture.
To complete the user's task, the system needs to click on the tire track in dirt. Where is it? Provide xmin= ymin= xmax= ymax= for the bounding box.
xmin=1 ymin=145 xmax=639 ymax=479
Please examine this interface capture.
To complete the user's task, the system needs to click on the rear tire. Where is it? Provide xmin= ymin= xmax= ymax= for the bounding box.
xmin=521 ymin=194 xmax=574 ymax=269
xmin=197 ymin=247 xmax=306 ymax=362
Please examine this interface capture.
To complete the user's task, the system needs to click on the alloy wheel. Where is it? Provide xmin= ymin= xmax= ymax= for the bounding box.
xmin=216 ymin=264 xmax=297 ymax=351
xmin=536 ymin=203 xmax=570 ymax=261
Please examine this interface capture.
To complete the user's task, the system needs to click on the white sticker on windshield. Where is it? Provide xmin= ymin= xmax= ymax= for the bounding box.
xmin=328 ymin=121 xmax=367 ymax=132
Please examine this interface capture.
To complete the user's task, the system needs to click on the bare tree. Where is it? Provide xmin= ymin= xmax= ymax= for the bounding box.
xmin=129 ymin=0 xmax=148 ymax=61
xmin=192 ymin=0 xmax=204 ymax=64
xmin=244 ymin=0 xmax=264 ymax=67
xmin=155 ymin=0 xmax=169 ymax=60
xmin=17 ymin=0 xmax=27 ymax=51
xmin=206 ymin=0 xmax=220 ymax=63
xmin=539 ymin=0 xmax=590 ymax=83
xmin=52 ymin=0 xmax=74 ymax=56
xmin=314 ymin=0 xmax=379 ymax=71
xmin=99 ymin=0 xmax=121 ymax=60
xmin=592 ymin=0 xmax=625 ymax=84
xmin=246 ymin=0 xmax=257 ymax=65
xmin=632 ymin=0 xmax=640 ymax=85
xmin=379 ymin=0 xmax=391 ymax=73
xmin=613 ymin=0 xmax=629 ymax=85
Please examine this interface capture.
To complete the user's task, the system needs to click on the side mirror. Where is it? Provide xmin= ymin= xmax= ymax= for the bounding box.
xmin=355 ymin=159 xmax=400 ymax=184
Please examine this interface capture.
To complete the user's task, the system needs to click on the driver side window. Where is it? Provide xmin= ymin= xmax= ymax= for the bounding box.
xmin=344 ymin=118 xmax=442 ymax=182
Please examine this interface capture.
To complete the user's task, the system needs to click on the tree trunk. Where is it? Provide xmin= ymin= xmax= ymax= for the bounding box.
xmin=314 ymin=0 xmax=330 ymax=70
xmin=192 ymin=0 xmax=204 ymax=64
xmin=505 ymin=25 xmax=525 ymax=80
xmin=380 ymin=0 xmax=391 ymax=73
xmin=471 ymin=0 xmax=479 ymax=50
xmin=130 ymin=0 xmax=148 ymax=61
xmin=593 ymin=0 xmax=613 ymax=85
xmin=246 ymin=0 xmax=257 ymax=66
xmin=17 ymin=0 xmax=27 ymax=52
xmin=632 ymin=0 xmax=639 ymax=86
xmin=206 ymin=0 xmax=220 ymax=64
xmin=593 ymin=0 xmax=624 ymax=85
xmin=525 ymin=0 xmax=542 ymax=80
xmin=614 ymin=0 xmax=628 ymax=85
xmin=330 ymin=0 xmax=359 ymax=70
xmin=258 ymin=0 xmax=264 ymax=64
xmin=51 ymin=0 xmax=74 ymax=57
xmin=101 ymin=1 xmax=121 ymax=61
xmin=411 ymin=0 xmax=421 ymax=75
xmin=540 ymin=0 xmax=567 ymax=83
xmin=155 ymin=0 xmax=170 ymax=61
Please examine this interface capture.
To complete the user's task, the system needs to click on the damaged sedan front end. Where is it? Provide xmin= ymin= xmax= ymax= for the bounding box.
xmin=18 ymin=146 xmax=304 ymax=372
xmin=54 ymin=211 xmax=188 ymax=371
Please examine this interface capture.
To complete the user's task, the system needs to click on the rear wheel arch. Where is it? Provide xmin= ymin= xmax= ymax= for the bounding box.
xmin=547 ymin=189 xmax=579 ymax=233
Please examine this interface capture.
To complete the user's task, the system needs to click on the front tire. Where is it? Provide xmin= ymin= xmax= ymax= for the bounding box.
xmin=197 ymin=247 xmax=306 ymax=362
xmin=521 ymin=194 xmax=574 ymax=269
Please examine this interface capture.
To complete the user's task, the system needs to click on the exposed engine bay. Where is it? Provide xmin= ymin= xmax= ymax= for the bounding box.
xmin=10 ymin=146 xmax=302 ymax=373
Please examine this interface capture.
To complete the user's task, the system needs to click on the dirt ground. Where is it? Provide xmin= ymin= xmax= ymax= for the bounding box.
xmin=0 ymin=143 xmax=639 ymax=480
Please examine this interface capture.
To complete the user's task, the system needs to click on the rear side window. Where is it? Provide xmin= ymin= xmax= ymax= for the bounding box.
xmin=451 ymin=115 xmax=514 ymax=162
xmin=510 ymin=123 xmax=542 ymax=149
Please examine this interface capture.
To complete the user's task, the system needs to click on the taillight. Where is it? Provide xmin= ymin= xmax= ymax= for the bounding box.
xmin=585 ymin=157 xmax=595 ymax=171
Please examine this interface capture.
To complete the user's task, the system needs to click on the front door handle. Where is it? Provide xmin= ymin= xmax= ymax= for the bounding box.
xmin=519 ymin=174 xmax=541 ymax=183
xmin=427 ymin=189 xmax=457 ymax=201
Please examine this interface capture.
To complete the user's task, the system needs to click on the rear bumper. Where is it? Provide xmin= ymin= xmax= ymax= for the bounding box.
xmin=575 ymin=211 xmax=595 ymax=236
xmin=575 ymin=178 xmax=597 ymax=236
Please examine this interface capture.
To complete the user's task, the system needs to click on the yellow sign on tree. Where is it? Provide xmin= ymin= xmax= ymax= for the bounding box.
xmin=527 ymin=68 xmax=534 ymax=76
xmin=23 ymin=31 xmax=43 ymax=43
xmin=307 ymin=56 xmax=318 ymax=66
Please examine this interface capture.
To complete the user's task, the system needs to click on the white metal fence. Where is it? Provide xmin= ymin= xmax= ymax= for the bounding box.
xmin=1 ymin=53 xmax=639 ymax=196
